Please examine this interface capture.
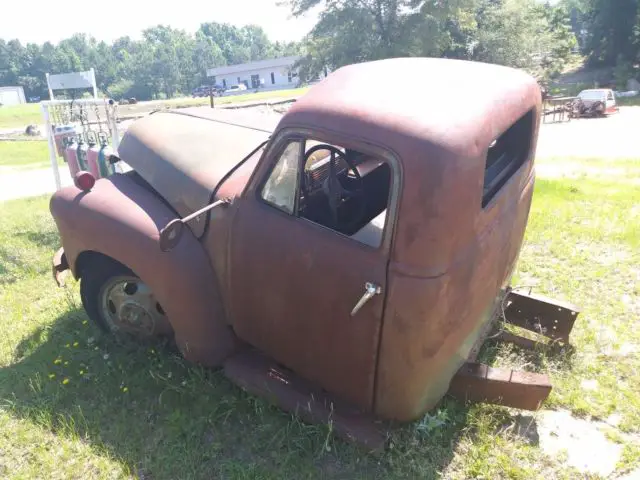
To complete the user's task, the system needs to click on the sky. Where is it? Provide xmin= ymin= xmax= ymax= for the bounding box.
xmin=0 ymin=0 xmax=321 ymax=45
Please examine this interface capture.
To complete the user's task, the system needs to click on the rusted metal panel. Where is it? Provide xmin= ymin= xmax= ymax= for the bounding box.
xmin=448 ymin=363 xmax=552 ymax=411
xmin=228 ymin=198 xmax=387 ymax=410
xmin=117 ymin=109 xmax=277 ymax=236
xmin=224 ymin=349 xmax=387 ymax=451
xmin=49 ymin=174 xmax=238 ymax=366
xmin=504 ymin=291 xmax=580 ymax=343
xmin=375 ymin=172 xmax=536 ymax=421
xmin=280 ymin=58 xmax=542 ymax=273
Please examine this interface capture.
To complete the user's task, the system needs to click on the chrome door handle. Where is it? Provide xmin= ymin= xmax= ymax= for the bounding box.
xmin=350 ymin=282 xmax=382 ymax=317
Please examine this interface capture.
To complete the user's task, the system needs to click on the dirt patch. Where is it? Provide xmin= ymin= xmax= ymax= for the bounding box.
xmin=533 ymin=410 xmax=624 ymax=477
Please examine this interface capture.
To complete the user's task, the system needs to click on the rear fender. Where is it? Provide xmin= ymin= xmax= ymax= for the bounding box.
xmin=50 ymin=174 xmax=237 ymax=366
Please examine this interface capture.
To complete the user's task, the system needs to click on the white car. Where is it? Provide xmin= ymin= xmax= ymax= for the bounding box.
xmin=576 ymin=89 xmax=618 ymax=115
xmin=222 ymin=84 xmax=248 ymax=97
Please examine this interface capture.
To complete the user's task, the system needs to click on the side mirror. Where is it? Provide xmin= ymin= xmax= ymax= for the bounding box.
xmin=158 ymin=198 xmax=231 ymax=252
xmin=159 ymin=219 xmax=185 ymax=252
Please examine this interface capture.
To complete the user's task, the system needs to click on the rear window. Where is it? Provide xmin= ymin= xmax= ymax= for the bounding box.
xmin=482 ymin=109 xmax=533 ymax=207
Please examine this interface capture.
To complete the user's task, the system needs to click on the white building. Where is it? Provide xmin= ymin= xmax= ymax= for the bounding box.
xmin=0 ymin=86 xmax=26 ymax=106
xmin=206 ymin=56 xmax=303 ymax=91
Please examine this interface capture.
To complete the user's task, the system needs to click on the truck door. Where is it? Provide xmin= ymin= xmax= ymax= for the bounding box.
xmin=229 ymin=133 xmax=396 ymax=410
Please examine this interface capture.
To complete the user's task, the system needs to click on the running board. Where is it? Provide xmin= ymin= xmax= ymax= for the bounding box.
xmin=223 ymin=349 xmax=388 ymax=451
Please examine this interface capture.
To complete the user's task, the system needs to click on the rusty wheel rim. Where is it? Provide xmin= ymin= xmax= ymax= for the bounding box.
xmin=100 ymin=275 xmax=166 ymax=336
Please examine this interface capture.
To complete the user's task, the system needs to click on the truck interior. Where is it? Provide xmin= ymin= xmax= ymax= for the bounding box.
xmin=260 ymin=138 xmax=392 ymax=248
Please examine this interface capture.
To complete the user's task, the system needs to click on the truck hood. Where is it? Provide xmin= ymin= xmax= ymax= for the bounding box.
xmin=117 ymin=107 xmax=281 ymax=236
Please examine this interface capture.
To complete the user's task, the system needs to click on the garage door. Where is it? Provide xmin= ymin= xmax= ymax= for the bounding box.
xmin=0 ymin=89 xmax=21 ymax=106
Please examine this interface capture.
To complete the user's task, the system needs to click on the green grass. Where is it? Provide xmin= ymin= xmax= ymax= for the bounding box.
xmin=0 ymin=141 xmax=63 ymax=170
xmin=0 ymin=157 xmax=638 ymax=479
xmin=0 ymin=103 xmax=41 ymax=129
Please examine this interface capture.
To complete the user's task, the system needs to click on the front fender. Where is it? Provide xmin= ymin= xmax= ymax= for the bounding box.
xmin=50 ymin=173 xmax=237 ymax=366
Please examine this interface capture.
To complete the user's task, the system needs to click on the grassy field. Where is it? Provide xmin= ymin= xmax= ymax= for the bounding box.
xmin=0 ymin=141 xmax=63 ymax=170
xmin=0 ymin=103 xmax=41 ymax=130
xmin=0 ymin=156 xmax=638 ymax=479
xmin=0 ymin=88 xmax=308 ymax=130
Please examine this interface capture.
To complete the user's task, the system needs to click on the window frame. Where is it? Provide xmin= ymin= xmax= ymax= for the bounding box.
xmin=481 ymin=108 xmax=534 ymax=208
xmin=258 ymin=138 xmax=304 ymax=215
xmin=252 ymin=128 xmax=402 ymax=253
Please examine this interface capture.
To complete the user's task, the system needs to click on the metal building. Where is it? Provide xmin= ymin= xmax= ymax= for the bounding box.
xmin=0 ymin=86 xmax=26 ymax=106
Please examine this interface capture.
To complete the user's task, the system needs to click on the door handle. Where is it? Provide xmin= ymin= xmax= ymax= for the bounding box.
xmin=350 ymin=282 xmax=382 ymax=317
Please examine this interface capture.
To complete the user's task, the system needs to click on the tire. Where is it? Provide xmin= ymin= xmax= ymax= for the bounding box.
xmin=80 ymin=256 xmax=173 ymax=338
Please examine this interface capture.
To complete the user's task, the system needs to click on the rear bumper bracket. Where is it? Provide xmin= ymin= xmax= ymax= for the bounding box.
xmin=504 ymin=290 xmax=580 ymax=343
xmin=448 ymin=362 xmax=552 ymax=411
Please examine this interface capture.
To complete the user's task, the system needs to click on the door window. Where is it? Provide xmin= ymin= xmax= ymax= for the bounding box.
xmin=261 ymin=140 xmax=302 ymax=214
xmin=260 ymin=138 xmax=393 ymax=248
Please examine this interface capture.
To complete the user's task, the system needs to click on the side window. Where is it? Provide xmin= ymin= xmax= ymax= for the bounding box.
xmin=260 ymin=140 xmax=301 ymax=214
xmin=483 ymin=109 xmax=533 ymax=207
xmin=260 ymin=137 xmax=393 ymax=248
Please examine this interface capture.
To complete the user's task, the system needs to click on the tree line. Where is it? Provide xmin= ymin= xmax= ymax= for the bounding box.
xmin=0 ymin=23 xmax=299 ymax=101
xmin=1 ymin=0 xmax=638 ymax=102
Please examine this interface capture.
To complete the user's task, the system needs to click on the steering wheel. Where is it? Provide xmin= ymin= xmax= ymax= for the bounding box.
xmin=303 ymin=144 xmax=367 ymax=231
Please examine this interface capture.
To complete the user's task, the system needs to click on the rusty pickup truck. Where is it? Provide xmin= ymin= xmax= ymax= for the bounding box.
xmin=50 ymin=58 xmax=579 ymax=449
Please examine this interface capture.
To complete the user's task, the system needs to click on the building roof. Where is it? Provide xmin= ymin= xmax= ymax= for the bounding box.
xmin=206 ymin=56 xmax=301 ymax=77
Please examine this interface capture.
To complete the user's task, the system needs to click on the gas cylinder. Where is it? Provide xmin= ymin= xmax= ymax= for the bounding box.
xmin=64 ymin=137 xmax=80 ymax=178
xmin=86 ymin=139 xmax=101 ymax=178
xmin=76 ymin=136 xmax=89 ymax=172
xmin=97 ymin=139 xmax=115 ymax=178
xmin=53 ymin=125 xmax=77 ymax=157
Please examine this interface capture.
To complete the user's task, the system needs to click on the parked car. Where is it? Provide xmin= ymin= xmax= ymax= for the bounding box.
xmin=573 ymin=88 xmax=619 ymax=116
xmin=49 ymin=58 xmax=579 ymax=448
xmin=191 ymin=85 xmax=223 ymax=98
xmin=221 ymin=84 xmax=247 ymax=96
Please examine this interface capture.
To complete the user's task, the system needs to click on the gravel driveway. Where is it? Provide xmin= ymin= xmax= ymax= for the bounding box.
xmin=536 ymin=106 xmax=640 ymax=159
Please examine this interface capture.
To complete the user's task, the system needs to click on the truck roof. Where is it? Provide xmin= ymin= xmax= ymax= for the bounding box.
xmin=280 ymin=57 xmax=539 ymax=161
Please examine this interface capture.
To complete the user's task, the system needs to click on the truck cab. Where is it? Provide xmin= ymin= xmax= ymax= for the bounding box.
xmin=50 ymin=59 xmax=578 ymax=443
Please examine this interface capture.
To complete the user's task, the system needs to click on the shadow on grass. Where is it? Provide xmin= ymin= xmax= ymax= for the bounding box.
xmin=0 ymin=246 xmax=33 ymax=286
xmin=17 ymin=230 xmax=61 ymax=250
xmin=0 ymin=306 xmax=567 ymax=479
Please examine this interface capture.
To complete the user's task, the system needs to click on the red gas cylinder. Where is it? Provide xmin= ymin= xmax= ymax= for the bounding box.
xmin=64 ymin=138 xmax=80 ymax=178
xmin=86 ymin=141 xmax=101 ymax=178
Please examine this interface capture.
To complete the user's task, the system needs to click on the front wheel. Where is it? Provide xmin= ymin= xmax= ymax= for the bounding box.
xmin=80 ymin=256 xmax=173 ymax=338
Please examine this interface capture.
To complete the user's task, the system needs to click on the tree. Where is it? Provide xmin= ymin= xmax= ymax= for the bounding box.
xmin=289 ymin=0 xmax=576 ymax=81
xmin=584 ymin=0 xmax=639 ymax=66
xmin=472 ymin=0 xmax=576 ymax=80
